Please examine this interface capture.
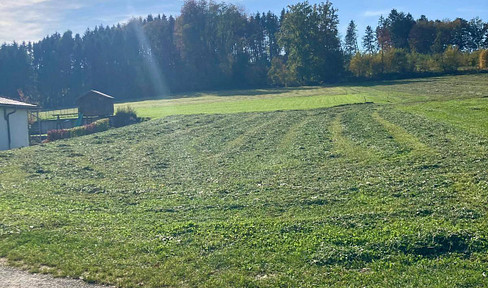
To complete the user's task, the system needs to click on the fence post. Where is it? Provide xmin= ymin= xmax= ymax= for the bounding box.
xmin=38 ymin=110 xmax=42 ymax=143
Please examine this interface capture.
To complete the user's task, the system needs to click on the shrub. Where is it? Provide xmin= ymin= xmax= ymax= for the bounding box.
xmin=462 ymin=50 xmax=481 ymax=68
xmin=348 ymin=49 xmax=415 ymax=78
xmin=267 ymin=57 xmax=297 ymax=87
xmin=370 ymin=54 xmax=384 ymax=76
xmin=347 ymin=47 xmax=482 ymax=78
xmin=46 ymin=118 xmax=110 ymax=142
xmin=89 ymin=118 xmax=110 ymax=133
xmin=480 ymin=50 xmax=488 ymax=69
xmin=440 ymin=46 xmax=462 ymax=72
xmin=385 ymin=49 xmax=413 ymax=74
xmin=112 ymin=106 xmax=138 ymax=128
xmin=70 ymin=126 xmax=87 ymax=138
xmin=410 ymin=52 xmax=432 ymax=73
xmin=349 ymin=53 xmax=369 ymax=77
xmin=47 ymin=129 xmax=70 ymax=142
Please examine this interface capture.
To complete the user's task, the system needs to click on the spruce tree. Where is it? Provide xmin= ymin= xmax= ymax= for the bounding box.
xmin=344 ymin=20 xmax=358 ymax=57
xmin=363 ymin=25 xmax=378 ymax=54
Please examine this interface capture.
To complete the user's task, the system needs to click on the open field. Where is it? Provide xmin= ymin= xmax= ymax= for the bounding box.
xmin=1 ymin=74 xmax=488 ymax=287
xmin=41 ymin=74 xmax=488 ymax=120
xmin=117 ymin=73 xmax=488 ymax=119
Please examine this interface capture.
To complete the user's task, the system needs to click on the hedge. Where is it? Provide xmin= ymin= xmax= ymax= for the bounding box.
xmin=47 ymin=118 xmax=110 ymax=142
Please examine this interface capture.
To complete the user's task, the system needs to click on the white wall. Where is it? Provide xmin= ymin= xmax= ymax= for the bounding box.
xmin=0 ymin=107 xmax=7 ymax=150
xmin=0 ymin=107 xmax=30 ymax=150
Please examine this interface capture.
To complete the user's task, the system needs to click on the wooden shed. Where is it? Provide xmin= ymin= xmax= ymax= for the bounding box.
xmin=76 ymin=90 xmax=115 ymax=117
xmin=0 ymin=97 xmax=37 ymax=150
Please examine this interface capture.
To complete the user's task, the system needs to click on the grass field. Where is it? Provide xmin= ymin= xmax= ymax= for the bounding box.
xmin=116 ymin=73 xmax=488 ymax=119
xmin=42 ymin=74 xmax=488 ymax=120
xmin=1 ymin=74 xmax=488 ymax=287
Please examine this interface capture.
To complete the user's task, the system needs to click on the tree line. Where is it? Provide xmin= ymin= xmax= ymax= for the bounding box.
xmin=347 ymin=11 xmax=488 ymax=78
xmin=0 ymin=0 xmax=487 ymax=108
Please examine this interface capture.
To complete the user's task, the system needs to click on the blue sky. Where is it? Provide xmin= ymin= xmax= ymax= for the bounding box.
xmin=1 ymin=0 xmax=487 ymax=44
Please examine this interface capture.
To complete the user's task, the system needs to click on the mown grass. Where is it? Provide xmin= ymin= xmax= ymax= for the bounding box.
xmin=399 ymin=97 xmax=488 ymax=137
xmin=1 ymin=74 xmax=488 ymax=287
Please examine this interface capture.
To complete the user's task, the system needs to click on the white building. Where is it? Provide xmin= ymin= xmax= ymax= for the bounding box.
xmin=0 ymin=97 xmax=37 ymax=150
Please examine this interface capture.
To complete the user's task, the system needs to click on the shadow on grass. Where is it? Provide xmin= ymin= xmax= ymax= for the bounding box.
xmin=114 ymin=86 xmax=326 ymax=105
xmin=158 ymin=86 xmax=326 ymax=100
xmin=341 ymin=78 xmax=434 ymax=89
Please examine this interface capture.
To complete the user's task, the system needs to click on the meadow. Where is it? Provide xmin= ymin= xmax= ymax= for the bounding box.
xmin=1 ymin=74 xmax=488 ymax=287
xmin=116 ymin=73 xmax=488 ymax=119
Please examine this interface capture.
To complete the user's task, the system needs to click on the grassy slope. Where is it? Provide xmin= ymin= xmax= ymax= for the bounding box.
xmin=1 ymin=74 xmax=488 ymax=287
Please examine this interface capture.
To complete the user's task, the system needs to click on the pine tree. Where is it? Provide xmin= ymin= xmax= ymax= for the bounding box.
xmin=362 ymin=25 xmax=378 ymax=54
xmin=387 ymin=9 xmax=416 ymax=50
xmin=344 ymin=20 xmax=358 ymax=57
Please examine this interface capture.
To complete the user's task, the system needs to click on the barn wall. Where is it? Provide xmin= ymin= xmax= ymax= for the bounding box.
xmin=0 ymin=107 xmax=30 ymax=151
xmin=78 ymin=95 xmax=114 ymax=116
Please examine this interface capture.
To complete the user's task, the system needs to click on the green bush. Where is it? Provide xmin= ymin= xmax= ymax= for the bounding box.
xmin=349 ymin=53 xmax=369 ymax=77
xmin=91 ymin=118 xmax=110 ymax=132
xmin=440 ymin=46 xmax=462 ymax=72
xmin=384 ymin=49 xmax=413 ymax=74
xmin=267 ymin=57 xmax=298 ymax=87
xmin=462 ymin=50 xmax=481 ymax=68
xmin=112 ymin=106 xmax=138 ymax=128
xmin=347 ymin=46 xmax=482 ymax=78
xmin=70 ymin=126 xmax=87 ymax=138
xmin=409 ymin=52 xmax=432 ymax=73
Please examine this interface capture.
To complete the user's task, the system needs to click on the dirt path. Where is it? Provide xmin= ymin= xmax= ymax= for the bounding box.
xmin=0 ymin=259 xmax=112 ymax=288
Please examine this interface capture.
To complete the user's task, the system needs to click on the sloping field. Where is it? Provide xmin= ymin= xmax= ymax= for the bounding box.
xmin=1 ymin=74 xmax=488 ymax=287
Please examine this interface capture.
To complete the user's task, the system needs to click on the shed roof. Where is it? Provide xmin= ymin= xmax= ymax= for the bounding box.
xmin=77 ymin=90 xmax=115 ymax=101
xmin=0 ymin=97 xmax=37 ymax=109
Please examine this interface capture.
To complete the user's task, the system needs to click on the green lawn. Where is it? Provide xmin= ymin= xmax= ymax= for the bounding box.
xmin=115 ymin=73 xmax=488 ymax=119
xmin=1 ymin=74 xmax=488 ymax=287
xmin=114 ymin=86 xmax=378 ymax=119
xmin=119 ymin=93 xmax=372 ymax=119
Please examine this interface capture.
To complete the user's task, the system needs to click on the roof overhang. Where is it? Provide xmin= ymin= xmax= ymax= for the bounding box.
xmin=0 ymin=97 xmax=37 ymax=109
xmin=76 ymin=90 xmax=115 ymax=102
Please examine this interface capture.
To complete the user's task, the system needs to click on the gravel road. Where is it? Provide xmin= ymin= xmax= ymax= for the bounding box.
xmin=0 ymin=259 xmax=113 ymax=288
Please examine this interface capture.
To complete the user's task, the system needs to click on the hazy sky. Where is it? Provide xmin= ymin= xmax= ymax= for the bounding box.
xmin=1 ymin=0 xmax=487 ymax=44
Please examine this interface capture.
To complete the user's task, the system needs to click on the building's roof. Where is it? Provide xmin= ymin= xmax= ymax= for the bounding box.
xmin=0 ymin=97 xmax=37 ymax=109
xmin=77 ymin=90 xmax=115 ymax=101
